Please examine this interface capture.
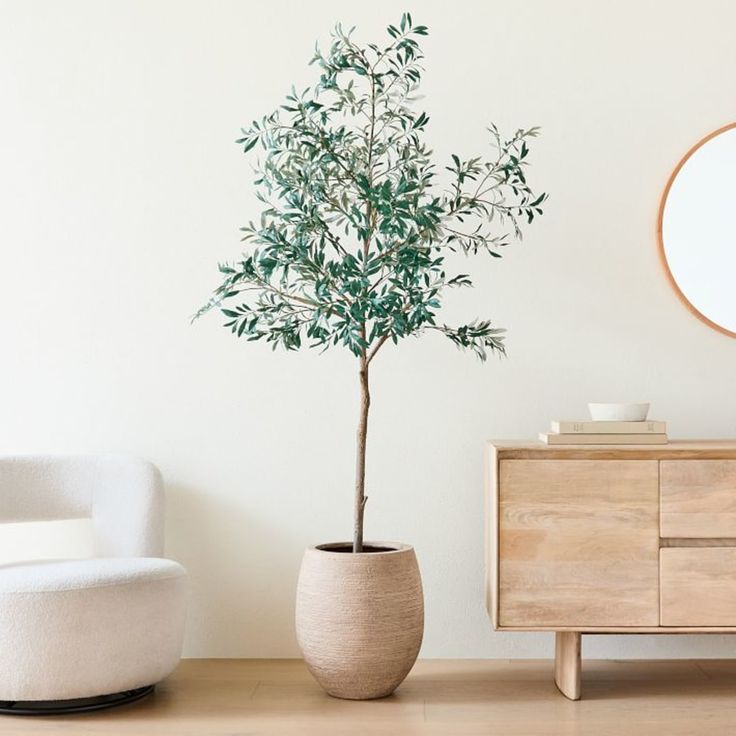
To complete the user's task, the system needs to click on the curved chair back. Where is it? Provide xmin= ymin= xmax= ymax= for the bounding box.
xmin=0 ymin=455 xmax=164 ymax=557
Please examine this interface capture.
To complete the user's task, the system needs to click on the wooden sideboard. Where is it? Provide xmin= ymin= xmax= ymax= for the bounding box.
xmin=485 ymin=440 xmax=736 ymax=699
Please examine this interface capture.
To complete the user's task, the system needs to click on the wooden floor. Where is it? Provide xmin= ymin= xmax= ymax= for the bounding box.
xmin=4 ymin=658 xmax=736 ymax=735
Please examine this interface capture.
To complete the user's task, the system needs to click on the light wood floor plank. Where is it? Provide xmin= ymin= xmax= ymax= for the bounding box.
xmin=2 ymin=659 xmax=736 ymax=735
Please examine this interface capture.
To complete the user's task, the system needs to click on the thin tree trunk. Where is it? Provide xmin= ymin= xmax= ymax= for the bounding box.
xmin=354 ymin=71 xmax=376 ymax=554
xmin=353 ymin=354 xmax=370 ymax=552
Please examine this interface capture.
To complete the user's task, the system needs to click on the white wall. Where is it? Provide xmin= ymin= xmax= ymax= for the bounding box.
xmin=2 ymin=0 xmax=736 ymax=659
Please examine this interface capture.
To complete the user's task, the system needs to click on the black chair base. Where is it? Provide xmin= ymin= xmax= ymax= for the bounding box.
xmin=0 ymin=684 xmax=155 ymax=715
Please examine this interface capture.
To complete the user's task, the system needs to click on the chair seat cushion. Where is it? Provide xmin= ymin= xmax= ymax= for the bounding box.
xmin=0 ymin=557 xmax=187 ymax=701
xmin=0 ymin=557 xmax=184 ymax=593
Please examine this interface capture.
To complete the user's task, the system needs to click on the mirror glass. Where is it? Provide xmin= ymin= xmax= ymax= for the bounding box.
xmin=659 ymin=124 xmax=736 ymax=336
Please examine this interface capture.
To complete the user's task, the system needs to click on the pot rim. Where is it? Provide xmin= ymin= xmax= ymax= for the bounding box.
xmin=309 ymin=541 xmax=413 ymax=555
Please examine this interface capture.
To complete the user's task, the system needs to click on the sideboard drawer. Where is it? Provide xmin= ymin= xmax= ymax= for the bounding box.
xmin=660 ymin=548 xmax=736 ymax=625
xmin=661 ymin=460 xmax=736 ymax=538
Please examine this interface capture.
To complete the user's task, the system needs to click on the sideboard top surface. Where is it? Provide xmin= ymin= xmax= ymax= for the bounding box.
xmin=488 ymin=439 xmax=736 ymax=460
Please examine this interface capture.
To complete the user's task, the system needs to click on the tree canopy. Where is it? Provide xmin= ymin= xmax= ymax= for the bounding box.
xmin=198 ymin=13 xmax=547 ymax=363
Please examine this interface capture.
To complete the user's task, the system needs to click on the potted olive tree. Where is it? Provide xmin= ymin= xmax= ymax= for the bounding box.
xmin=198 ymin=14 xmax=546 ymax=699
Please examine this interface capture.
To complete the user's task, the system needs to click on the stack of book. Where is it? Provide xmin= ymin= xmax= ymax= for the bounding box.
xmin=540 ymin=420 xmax=668 ymax=445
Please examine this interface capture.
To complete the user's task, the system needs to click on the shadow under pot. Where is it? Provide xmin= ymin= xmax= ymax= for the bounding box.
xmin=295 ymin=541 xmax=424 ymax=700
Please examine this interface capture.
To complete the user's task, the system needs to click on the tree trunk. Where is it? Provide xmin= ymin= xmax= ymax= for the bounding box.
xmin=353 ymin=355 xmax=370 ymax=552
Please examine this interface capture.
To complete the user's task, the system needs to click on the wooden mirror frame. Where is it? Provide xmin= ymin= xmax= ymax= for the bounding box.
xmin=656 ymin=121 xmax=736 ymax=339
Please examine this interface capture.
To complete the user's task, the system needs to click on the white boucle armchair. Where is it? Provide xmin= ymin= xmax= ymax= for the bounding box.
xmin=0 ymin=455 xmax=187 ymax=714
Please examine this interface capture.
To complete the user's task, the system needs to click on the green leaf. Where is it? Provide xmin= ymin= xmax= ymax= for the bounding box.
xmin=241 ymin=137 xmax=257 ymax=153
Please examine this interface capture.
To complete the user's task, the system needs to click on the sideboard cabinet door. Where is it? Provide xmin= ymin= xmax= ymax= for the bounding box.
xmin=498 ymin=460 xmax=659 ymax=627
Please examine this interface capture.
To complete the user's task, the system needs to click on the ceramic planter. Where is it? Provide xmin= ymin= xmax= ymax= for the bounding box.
xmin=295 ymin=542 xmax=423 ymax=700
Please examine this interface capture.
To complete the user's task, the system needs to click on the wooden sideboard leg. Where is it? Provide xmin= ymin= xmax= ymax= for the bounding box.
xmin=554 ymin=632 xmax=581 ymax=700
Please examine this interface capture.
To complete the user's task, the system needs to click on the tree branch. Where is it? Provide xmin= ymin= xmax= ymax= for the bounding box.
xmin=366 ymin=334 xmax=389 ymax=364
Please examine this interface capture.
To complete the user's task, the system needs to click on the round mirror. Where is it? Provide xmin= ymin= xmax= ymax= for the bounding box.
xmin=658 ymin=123 xmax=736 ymax=337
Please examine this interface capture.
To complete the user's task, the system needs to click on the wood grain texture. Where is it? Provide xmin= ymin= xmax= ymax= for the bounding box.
xmin=554 ymin=632 xmax=581 ymax=700
xmin=484 ymin=443 xmax=499 ymax=628
xmin=489 ymin=439 xmax=736 ymax=461
xmin=498 ymin=460 xmax=659 ymax=627
xmin=295 ymin=543 xmax=423 ymax=700
xmin=661 ymin=538 xmax=736 ymax=547
xmin=9 ymin=658 xmax=736 ymax=736
xmin=661 ymin=548 xmax=736 ymax=626
xmin=661 ymin=460 xmax=736 ymax=537
xmin=494 ymin=625 xmax=736 ymax=633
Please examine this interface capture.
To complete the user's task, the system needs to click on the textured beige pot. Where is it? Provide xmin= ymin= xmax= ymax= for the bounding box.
xmin=295 ymin=542 xmax=423 ymax=700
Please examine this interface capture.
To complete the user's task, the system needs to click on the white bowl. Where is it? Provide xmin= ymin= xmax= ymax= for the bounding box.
xmin=588 ymin=402 xmax=650 ymax=422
